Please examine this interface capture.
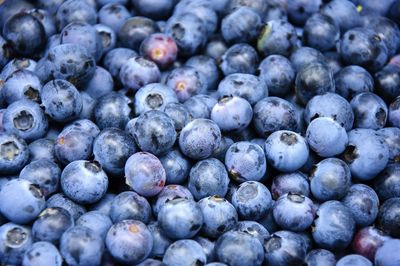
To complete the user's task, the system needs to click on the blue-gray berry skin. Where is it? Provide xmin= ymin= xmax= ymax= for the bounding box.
xmin=93 ymin=128 xmax=137 ymax=176
xmin=220 ymin=43 xmax=259 ymax=76
xmin=32 ymin=207 xmax=74 ymax=245
xmin=109 ymin=191 xmax=151 ymax=224
xmin=133 ymin=110 xmax=176 ymax=156
xmin=198 ymin=196 xmax=238 ymax=238
xmin=215 ymin=230 xmax=264 ymax=266
xmin=334 ymin=65 xmax=374 ymax=100
xmin=134 ymin=83 xmax=178 ymax=116
xmin=188 ymin=158 xmax=230 ymax=200
xmin=0 ymin=179 xmax=45 ymax=224
xmin=374 ymin=163 xmax=400 ymax=201
xmin=259 ymin=55 xmax=294 ymax=96
xmin=22 ymin=241 xmax=62 ymax=266
xmin=336 ymin=254 xmax=373 ymax=266
xmin=253 ymin=97 xmax=299 ymax=137
xmin=158 ymin=198 xmax=203 ymax=240
xmin=303 ymin=13 xmax=340 ymax=52
xmin=163 ymin=239 xmax=206 ymax=266
xmin=0 ymin=133 xmax=29 ymax=174
xmin=19 ymin=158 xmax=61 ymax=197
xmin=312 ymin=201 xmax=356 ymax=250
xmin=342 ymin=129 xmax=389 ymax=181
xmin=2 ymin=69 xmax=42 ymax=105
xmin=61 ymin=160 xmax=108 ymax=205
xmin=377 ymin=197 xmax=400 ymax=238
xmin=271 ymin=171 xmax=310 ymax=200
xmin=231 ymin=181 xmax=273 ymax=220
xmin=152 ymin=185 xmax=194 ymax=218
xmin=225 ymin=141 xmax=266 ymax=183
xmin=106 ymin=220 xmax=153 ymax=265
xmin=102 ymin=47 xmax=137 ymax=78
xmin=310 ymin=158 xmax=351 ymax=201
xmin=264 ymin=230 xmax=307 ymax=266
xmin=235 ymin=221 xmax=270 ymax=245
xmin=76 ymin=211 xmax=112 ymax=240
xmin=60 ymin=226 xmax=104 ymax=266
xmin=290 ymin=47 xmax=326 ymax=72
xmin=305 ymin=249 xmax=336 ymax=266
xmin=351 ymin=92 xmax=388 ymax=130
xmin=0 ymin=223 xmax=33 ymax=265
xmin=265 ymin=130 xmax=309 ymax=172
xmin=94 ymin=92 xmax=131 ymax=130
xmin=83 ymin=66 xmax=114 ymax=99
xmin=179 ymin=118 xmax=221 ymax=160
xmin=125 ymin=152 xmax=166 ymax=197
xmin=375 ymin=239 xmax=400 ymax=266
xmin=378 ymin=127 xmax=400 ymax=163
xmin=159 ymin=149 xmax=191 ymax=185
xmin=194 ymin=236 xmax=216 ymax=263
xmin=119 ymin=56 xmax=161 ymax=91
xmin=147 ymin=221 xmax=172 ymax=259
xmin=46 ymin=193 xmax=86 ymax=221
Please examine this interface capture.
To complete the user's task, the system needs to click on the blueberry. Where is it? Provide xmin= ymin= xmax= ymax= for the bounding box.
xmin=40 ymin=43 xmax=96 ymax=88
xmin=389 ymin=96 xmax=400 ymax=127
xmin=265 ymin=130 xmax=309 ymax=172
xmin=258 ymin=55 xmax=294 ymax=96
xmin=374 ymin=163 xmax=400 ymax=201
xmin=0 ymin=58 xmax=37 ymax=81
xmin=271 ymin=171 xmax=310 ymax=200
xmin=375 ymin=64 xmax=400 ymax=102
xmin=225 ymin=141 xmax=266 ymax=183
xmin=179 ymin=118 xmax=221 ymax=160
xmin=212 ymin=136 xmax=234 ymax=162
xmin=76 ymin=211 xmax=112 ymax=240
xmin=235 ymin=220 xmax=269 ymax=245
xmin=0 ymin=35 xmax=11 ymax=69
xmin=152 ymin=184 xmax=194 ymax=217
xmin=46 ymin=193 xmax=86 ymax=220
xmin=199 ymin=196 xmax=238 ymax=238
xmin=320 ymin=0 xmax=361 ymax=31
xmin=303 ymin=13 xmax=339 ymax=51
xmin=158 ymin=198 xmax=203 ymax=239
xmin=340 ymin=27 xmax=388 ymax=72
xmin=174 ymin=4 xmax=217 ymax=37
xmin=367 ymin=16 xmax=400 ymax=58
xmin=61 ymin=160 xmax=108 ymax=204
xmin=118 ymin=16 xmax=158 ymax=51
xmin=41 ymin=79 xmax=82 ymax=122
xmin=94 ymin=24 xmax=117 ymax=54
xmin=350 ymin=92 xmax=388 ymax=130
xmin=188 ymin=158 xmax=229 ymax=200
xmin=0 ymin=179 xmax=45 ymax=224
xmin=2 ymin=70 xmax=42 ymax=105
xmin=231 ymin=181 xmax=273 ymax=220
xmin=205 ymin=35 xmax=228 ymax=61
xmin=184 ymin=94 xmax=217 ymax=119
xmin=0 ymin=133 xmax=29 ymax=174
xmin=140 ymin=33 xmax=178 ymax=69
xmin=94 ymin=92 xmax=131 ymax=130
xmin=377 ymin=197 xmax=400 ymax=237
xmin=119 ymin=56 xmax=160 ymax=91
xmin=136 ymin=258 xmax=163 ymax=266
xmin=109 ymin=191 xmax=151 ymax=224
xmin=336 ymin=254 xmax=373 ymax=266
xmin=253 ymin=97 xmax=299 ymax=137
xmin=342 ymin=184 xmax=380 ymax=227
xmin=147 ymin=221 xmax=172 ymax=258
xmin=374 ymin=239 xmax=400 ymax=266
xmin=306 ymin=117 xmax=348 ymax=157
xmin=164 ymin=13 xmax=207 ymax=56
xmin=286 ymin=0 xmax=322 ymax=26
xmin=79 ymin=92 xmax=96 ymax=119
xmin=55 ymin=0 xmax=97 ymax=30
xmin=163 ymin=239 xmax=206 ymax=266
xmin=83 ymin=66 xmax=114 ymax=100
xmin=32 ymin=207 xmax=74 ymax=244
xmin=312 ymin=201 xmax=355 ymax=250
xmin=90 ymin=193 xmax=115 ymax=216
xmin=3 ymin=99 xmax=48 ymax=142
xmin=60 ymin=226 xmax=104 ymax=266
xmin=221 ymin=7 xmax=262 ymax=44
xmin=60 ymin=22 xmax=103 ymax=61
xmin=19 ymin=158 xmax=61 ymax=197
xmin=310 ymin=158 xmax=351 ymax=201
xmin=304 ymin=92 xmax=354 ymax=131
xmin=257 ymin=19 xmax=298 ymax=57
xmin=98 ymin=3 xmax=131 ymax=33
xmin=305 ymin=249 xmax=336 ymax=266
xmin=194 ymin=235 xmax=216 ymax=262
xmin=0 ymin=223 xmax=33 ymax=265
xmin=263 ymin=230 xmax=307 ymax=266
xmin=163 ymin=103 xmax=191 ymax=132
xmin=342 ymin=128 xmax=389 ymax=180
xmin=334 ymin=65 xmax=374 ymax=100
xmin=216 ymin=230 xmax=264 ymax=266
xmin=273 ymin=193 xmax=315 ymax=231
xmin=102 ymin=47 xmax=137 ymax=78
xmin=3 ymin=12 xmax=46 ymax=56
xmin=220 ymin=43 xmax=259 ymax=76
xmin=290 ymin=47 xmax=327 ymax=72
xmin=22 ymin=241 xmax=62 ymax=266
xmin=93 ymin=128 xmax=137 ymax=176
xmin=159 ymin=149 xmax=191 ymax=184
xmin=352 ymin=226 xmax=390 ymax=261
xmin=125 ymin=152 xmax=166 ymax=197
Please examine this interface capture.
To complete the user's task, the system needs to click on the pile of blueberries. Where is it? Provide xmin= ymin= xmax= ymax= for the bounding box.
xmin=0 ymin=0 xmax=400 ymax=265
